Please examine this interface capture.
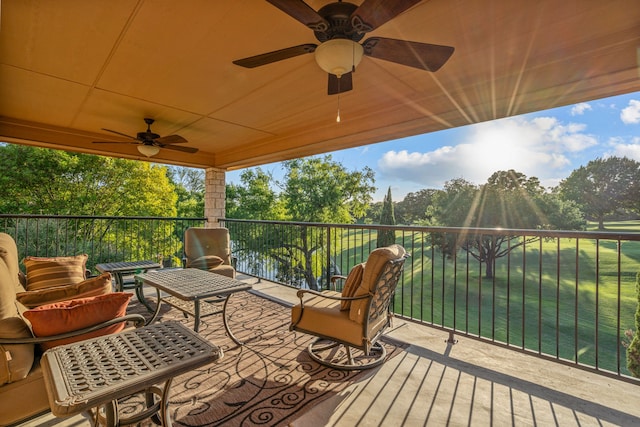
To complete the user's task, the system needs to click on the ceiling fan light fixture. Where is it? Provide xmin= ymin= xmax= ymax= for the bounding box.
xmin=315 ymin=39 xmax=363 ymax=77
xmin=137 ymin=144 xmax=160 ymax=157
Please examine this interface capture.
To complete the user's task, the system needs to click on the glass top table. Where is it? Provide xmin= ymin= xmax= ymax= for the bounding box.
xmin=136 ymin=268 xmax=253 ymax=345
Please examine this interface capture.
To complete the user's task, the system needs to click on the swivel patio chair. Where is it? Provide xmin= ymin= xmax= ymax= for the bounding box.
xmin=291 ymin=244 xmax=408 ymax=370
xmin=183 ymin=227 xmax=236 ymax=278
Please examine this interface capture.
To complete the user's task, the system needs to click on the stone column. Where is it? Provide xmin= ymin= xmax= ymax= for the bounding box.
xmin=204 ymin=167 xmax=226 ymax=228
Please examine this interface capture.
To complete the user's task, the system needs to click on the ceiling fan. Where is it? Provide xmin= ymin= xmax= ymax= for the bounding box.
xmin=233 ymin=0 xmax=454 ymax=95
xmin=93 ymin=118 xmax=198 ymax=157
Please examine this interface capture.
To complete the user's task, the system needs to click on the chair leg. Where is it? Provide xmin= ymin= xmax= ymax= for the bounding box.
xmin=307 ymin=338 xmax=387 ymax=371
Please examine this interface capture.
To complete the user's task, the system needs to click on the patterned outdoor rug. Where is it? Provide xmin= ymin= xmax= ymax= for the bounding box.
xmin=118 ymin=291 xmax=407 ymax=427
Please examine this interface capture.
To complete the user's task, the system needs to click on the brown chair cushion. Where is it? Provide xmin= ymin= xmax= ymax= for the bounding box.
xmin=340 ymin=263 xmax=365 ymax=311
xmin=0 ymin=233 xmax=24 ymax=293
xmin=187 ymin=255 xmax=224 ymax=270
xmin=349 ymin=244 xmax=406 ymax=324
xmin=16 ymin=272 xmax=112 ymax=308
xmin=23 ymin=254 xmax=88 ymax=291
xmin=291 ymin=292 xmax=364 ymax=347
xmin=22 ymin=292 xmax=132 ymax=351
xmin=0 ymin=303 xmax=34 ymax=387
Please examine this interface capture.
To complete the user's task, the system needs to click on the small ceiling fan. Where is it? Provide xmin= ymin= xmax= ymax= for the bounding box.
xmin=233 ymin=0 xmax=454 ymax=95
xmin=93 ymin=118 xmax=198 ymax=157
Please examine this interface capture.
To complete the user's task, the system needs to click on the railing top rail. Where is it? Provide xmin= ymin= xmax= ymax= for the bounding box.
xmin=220 ymin=218 xmax=640 ymax=241
xmin=0 ymin=214 xmax=207 ymax=221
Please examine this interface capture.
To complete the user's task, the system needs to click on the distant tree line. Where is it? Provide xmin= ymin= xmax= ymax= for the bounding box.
xmin=2 ymin=142 xmax=638 ymax=284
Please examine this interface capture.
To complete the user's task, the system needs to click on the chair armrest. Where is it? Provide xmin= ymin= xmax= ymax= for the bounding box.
xmin=0 ymin=314 xmax=146 ymax=345
xmin=329 ymin=275 xmax=348 ymax=291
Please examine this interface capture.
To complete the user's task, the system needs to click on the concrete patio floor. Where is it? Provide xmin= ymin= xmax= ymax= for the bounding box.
xmin=21 ymin=275 xmax=640 ymax=427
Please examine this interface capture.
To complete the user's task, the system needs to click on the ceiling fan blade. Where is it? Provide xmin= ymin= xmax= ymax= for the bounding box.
xmin=159 ymin=144 xmax=199 ymax=154
xmin=92 ymin=141 xmax=138 ymax=145
xmin=101 ymin=128 xmax=138 ymax=140
xmin=155 ymin=134 xmax=187 ymax=145
xmin=362 ymin=37 xmax=454 ymax=72
xmin=266 ymin=0 xmax=329 ymax=32
xmin=351 ymin=0 xmax=422 ymax=33
xmin=233 ymin=44 xmax=317 ymax=68
xmin=328 ymin=72 xmax=353 ymax=95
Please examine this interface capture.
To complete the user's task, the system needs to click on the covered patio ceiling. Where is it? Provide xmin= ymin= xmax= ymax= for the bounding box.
xmin=1 ymin=0 xmax=639 ymax=171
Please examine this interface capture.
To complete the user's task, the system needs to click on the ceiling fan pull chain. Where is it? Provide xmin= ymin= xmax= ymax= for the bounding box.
xmin=336 ymin=77 xmax=341 ymax=123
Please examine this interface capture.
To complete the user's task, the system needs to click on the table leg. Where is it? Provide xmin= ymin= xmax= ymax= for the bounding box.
xmin=223 ymin=293 xmax=244 ymax=346
xmin=134 ymin=280 xmax=155 ymax=312
xmin=193 ymin=300 xmax=201 ymax=332
xmin=114 ymin=272 xmax=124 ymax=292
xmin=146 ymin=288 xmax=163 ymax=326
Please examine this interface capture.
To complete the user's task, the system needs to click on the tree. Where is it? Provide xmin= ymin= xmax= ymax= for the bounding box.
xmin=0 ymin=144 xmax=177 ymax=217
xmin=377 ymin=187 xmax=396 ymax=247
xmin=227 ymin=156 xmax=375 ymax=290
xmin=226 ymin=169 xmax=284 ymax=220
xmin=167 ymin=166 xmax=205 ymax=218
xmin=395 ymin=189 xmax=438 ymax=224
xmin=624 ymin=273 xmax=640 ymax=377
xmin=558 ymin=156 xmax=640 ymax=229
xmin=431 ymin=170 xmax=585 ymax=278
xmin=0 ymin=144 xmax=181 ymax=264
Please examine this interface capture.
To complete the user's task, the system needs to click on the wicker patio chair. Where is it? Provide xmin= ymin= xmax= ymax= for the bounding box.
xmin=291 ymin=244 xmax=408 ymax=370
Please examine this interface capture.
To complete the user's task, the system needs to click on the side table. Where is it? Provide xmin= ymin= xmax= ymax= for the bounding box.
xmin=96 ymin=260 xmax=162 ymax=310
xmin=41 ymin=321 xmax=222 ymax=427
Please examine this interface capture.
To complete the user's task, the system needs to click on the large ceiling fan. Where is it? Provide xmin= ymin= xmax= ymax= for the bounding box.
xmin=93 ymin=118 xmax=198 ymax=157
xmin=233 ymin=0 xmax=454 ymax=95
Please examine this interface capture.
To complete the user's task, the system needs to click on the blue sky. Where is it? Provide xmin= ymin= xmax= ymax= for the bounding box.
xmin=227 ymin=91 xmax=640 ymax=202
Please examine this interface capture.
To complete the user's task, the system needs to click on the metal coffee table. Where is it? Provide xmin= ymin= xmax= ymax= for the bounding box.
xmin=136 ymin=268 xmax=253 ymax=345
xmin=41 ymin=321 xmax=222 ymax=427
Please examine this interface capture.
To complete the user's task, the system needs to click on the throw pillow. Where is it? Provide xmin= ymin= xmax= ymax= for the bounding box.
xmin=188 ymin=255 xmax=224 ymax=270
xmin=16 ymin=272 xmax=113 ymax=308
xmin=23 ymin=254 xmax=88 ymax=291
xmin=22 ymin=292 xmax=132 ymax=351
xmin=340 ymin=263 xmax=365 ymax=311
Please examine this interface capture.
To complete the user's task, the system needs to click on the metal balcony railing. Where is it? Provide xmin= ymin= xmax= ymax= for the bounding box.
xmin=0 ymin=214 xmax=206 ymax=271
xmin=2 ymin=214 xmax=639 ymax=383
xmin=221 ymin=218 xmax=640 ymax=383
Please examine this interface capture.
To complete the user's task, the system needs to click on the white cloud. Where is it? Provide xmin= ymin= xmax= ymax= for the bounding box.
xmin=621 ymin=100 xmax=640 ymax=124
xmin=605 ymin=136 xmax=640 ymax=161
xmin=378 ymin=116 xmax=598 ymax=189
xmin=571 ymin=102 xmax=592 ymax=116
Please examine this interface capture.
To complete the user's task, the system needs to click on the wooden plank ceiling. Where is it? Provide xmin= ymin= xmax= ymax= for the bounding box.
xmin=0 ymin=0 xmax=639 ymax=170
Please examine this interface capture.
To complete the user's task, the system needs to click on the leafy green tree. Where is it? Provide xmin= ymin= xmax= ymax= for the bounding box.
xmin=377 ymin=187 xmax=396 ymax=247
xmin=431 ymin=170 xmax=585 ymax=278
xmin=226 ymin=169 xmax=284 ymax=220
xmin=558 ymin=156 xmax=640 ymax=229
xmin=396 ymin=189 xmax=437 ymax=224
xmin=167 ymin=166 xmax=205 ymax=218
xmin=0 ymin=144 xmax=176 ymax=217
xmin=0 ymin=144 xmax=181 ymax=264
xmin=227 ymin=156 xmax=375 ymax=290
xmin=624 ymin=273 xmax=640 ymax=377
